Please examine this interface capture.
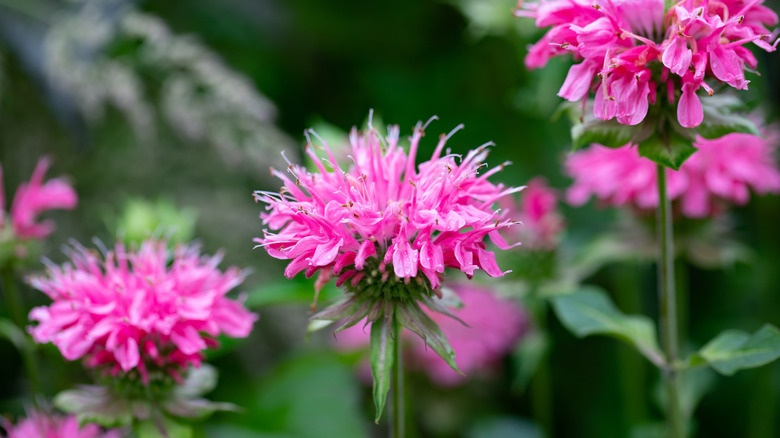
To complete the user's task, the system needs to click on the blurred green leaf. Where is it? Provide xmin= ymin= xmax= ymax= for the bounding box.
xmin=696 ymin=324 xmax=780 ymax=376
xmin=252 ymin=352 xmax=368 ymax=437
xmin=567 ymin=105 xmax=633 ymax=150
xmin=673 ymin=94 xmax=760 ymax=140
xmin=245 ymin=280 xmax=342 ymax=309
xmin=0 ymin=318 xmax=29 ymax=352
xmin=550 ymin=287 xmax=664 ymax=366
xmin=111 ymin=198 xmax=197 ymax=245
xmin=55 ymin=386 xmax=142 ymax=428
xmin=369 ymin=315 xmax=394 ymax=423
xmin=466 ymin=416 xmax=545 ymax=438
xmin=637 ymin=132 xmax=697 ymax=171
xmin=511 ymin=329 xmax=549 ymax=393
xmin=136 ymin=415 xmax=193 ymax=438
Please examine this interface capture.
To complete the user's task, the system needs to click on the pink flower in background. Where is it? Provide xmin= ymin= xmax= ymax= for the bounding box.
xmin=27 ymin=239 xmax=257 ymax=384
xmin=517 ymin=0 xmax=779 ymax=128
xmin=255 ymin=114 xmax=521 ymax=292
xmin=565 ymin=132 xmax=780 ymax=217
xmin=333 ymin=283 xmax=528 ymax=386
xmin=2 ymin=411 xmax=120 ymax=438
xmin=505 ymin=177 xmax=564 ymax=250
xmin=0 ymin=157 xmax=77 ymax=240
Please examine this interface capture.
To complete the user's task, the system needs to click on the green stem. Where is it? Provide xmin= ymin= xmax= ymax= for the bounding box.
xmin=656 ymin=164 xmax=686 ymax=438
xmin=613 ymin=263 xmax=647 ymax=431
xmin=2 ymin=266 xmax=43 ymax=402
xmin=391 ymin=315 xmax=404 ymax=438
xmin=529 ymin=297 xmax=553 ymax=436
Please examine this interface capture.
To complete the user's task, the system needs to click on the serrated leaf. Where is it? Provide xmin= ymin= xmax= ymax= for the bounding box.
xmin=698 ymin=324 xmax=780 ymax=376
xmin=395 ymin=302 xmax=460 ymax=374
xmin=369 ymin=314 xmax=394 ymax=423
xmin=637 ymin=132 xmax=697 ymax=170
xmin=550 ymin=287 xmax=663 ymax=366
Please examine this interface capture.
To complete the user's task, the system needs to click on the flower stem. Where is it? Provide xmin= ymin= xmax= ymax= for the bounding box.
xmin=656 ymin=164 xmax=686 ymax=438
xmin=391 ymin=315 xmax=405 ymax=438
xmin=2 ymin=266 xmax=43 ymax=402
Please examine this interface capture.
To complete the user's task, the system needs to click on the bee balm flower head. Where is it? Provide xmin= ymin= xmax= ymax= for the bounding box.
xmin=254 ymin=113 xmax=521 ymax=366
xmin=517 ymin=0 xmax=779 ymax=128
xmin=2 ymin=410 xmax=120 ymax=438
xmin=27 ymin=239 xmax=257 ymax=385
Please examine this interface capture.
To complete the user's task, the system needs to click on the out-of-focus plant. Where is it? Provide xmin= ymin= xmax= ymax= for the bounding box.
xmin=109 ymin=197 xmax=197 ymax=246
xmin=0 ymin=0 xmax=293 ymax=172
xmin=518 ymin=0 xmax=780 ymax=436
xmin=27 ymin=238 xmax=258 ymax=437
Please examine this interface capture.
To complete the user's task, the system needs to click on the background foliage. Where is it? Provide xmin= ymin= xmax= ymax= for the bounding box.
xmin=1 ymin=0 xmax=779 ymax=437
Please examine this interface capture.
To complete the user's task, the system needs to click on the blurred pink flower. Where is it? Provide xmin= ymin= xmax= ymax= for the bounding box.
xmin=2 ymin=410 xmax=120 ymax=438
xmin=504 ymin=177 xmax=564 ymax=250
xmin=565 ymin=133 xmax=780 ymax=217
xmin=27 ymin=239 xmax=257 ymax=384
xmin=333 ymin=283 xmax=528 ymax=386
xmin=517 ymin=0 xmax=778 ymax=128
xmin=0 ymin=157 xmax=77 ymax=240
xmin=255 ymin=114 xmax=521 ymax=292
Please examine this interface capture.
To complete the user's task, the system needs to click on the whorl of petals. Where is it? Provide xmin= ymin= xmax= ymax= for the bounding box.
xmin=27 ymin=239 xmax=257 ymax=383
xmin=255 ymin=114 xmax=522 ymax=292
xmin=565 ymin=132 xmax=780 ymax=217
xmin=502 ymin=177 xmax=565 ymax=250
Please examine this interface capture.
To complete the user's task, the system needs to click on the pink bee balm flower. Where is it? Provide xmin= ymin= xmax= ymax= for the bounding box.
xmin=0 ymin=157 xmax=77 ymax=240
xmin=27 ymin=239 xmax=257 ymax=384
xmin=565 ymin=132 xmax=780 ymax=217
xmin=333 ymin=283 xmax=528 ymax=386
xmin=2 ymin=411 xmax=120 ymax=438
xmin=504 ymin=177 xmax=565 ymax=250
xmin=517 ymin=0 xmax=779 ymax=128
xmin=255 ymin=113 xmax=521 ymax=376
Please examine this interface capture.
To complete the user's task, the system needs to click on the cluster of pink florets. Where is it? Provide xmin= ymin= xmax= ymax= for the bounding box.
xmin=1 ymin=157 xmax=77 ymax=241
xmin=2 ymin=411 xmax=120 ymax=438
xmin=333 ymin=283 xmax=528 ymax=386
xmin=255 ymin=116 xmax=521 ymax=292
xmin=565 ymin=132 xmax=780 ymax=217
xmin=518 ymin=0 xmax=779 ymax=127
xmin=27 ymin=239 xmax=257 ymax=384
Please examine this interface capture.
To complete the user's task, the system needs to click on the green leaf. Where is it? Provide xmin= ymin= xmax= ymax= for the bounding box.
xmin=511 ymin=329 xmax=549 ymax=393
xmin=245 ymin=279 xmax=341 ymax=309
xmin=696 ymin=95 xmax=760 ymax=139
xmin=697 ymin=324 xmax=780 ymax=376
xmin=0 ymin=318 xmax=30 ymax=352
xmin=550 ymin=287 xmax=663 ymax=366
xmin=135 ymin=415 xmax=193 ymax=438
xmin=395 ymin=301 xmax=460 ymax=373
xmin=253 ymin=352 xmax=368 ymax=438
xmin=54 ymin=385 xmax=145 ymax=428
xmin=466 ymin=416 xmax=545 ymax=438
xmin=568 ymin=108 xmax=634 ymax=150
xmin=369 ymin=314 xmax=395 ymax=423
xmin=637 ymin=132 xmax=697 ymax=170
